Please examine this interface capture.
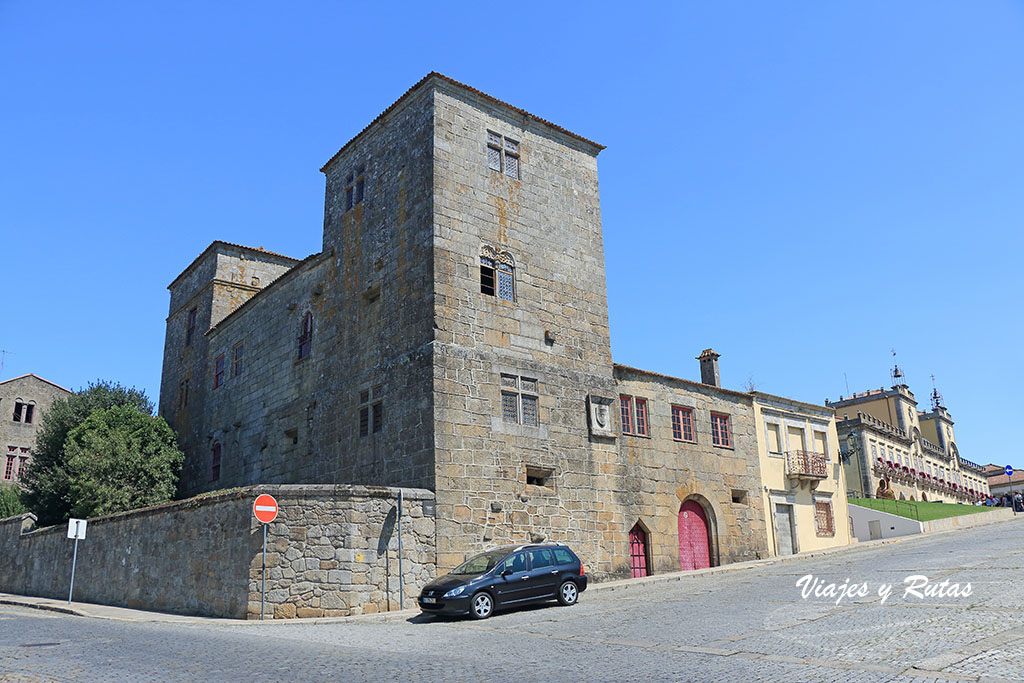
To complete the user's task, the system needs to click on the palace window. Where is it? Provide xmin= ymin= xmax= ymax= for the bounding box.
xmin=358 ymin=386 xmax=383 ymax=437
xmin=480 ymin=247 xmax=515 ymax=302
xmin=619 ymin=395 xmax=648 ymax=436
xmin=765 ymin=422 xmax=781 ymax=453
xmin=501 ymin=374 xmax=539 ymax=426
xmin=17 ymin=456 xmax=27 ymax=480
xmin=814 ymin=500 xmax=835 ymax=537
xmin=186 ymin=308 xmax=197 ymax=345
xmin=672 ymin=406 xmax=696 ymax=442
xmin=213 ymin=354 xmax=225 ymax=388
xmin=487 ymin=131 xmax=520 ymax=180
xmin=12 ymin=401 xmax=33 ymax=424
xmin=210 ymin=442 xmax=221 ymax=482
xmin=298 ymin=312 xmax=313 ymax=360
xmin=233 ymin=342 xmax=244 ymax=377
xmin=710 ymin=413 xmax=732 ymax=447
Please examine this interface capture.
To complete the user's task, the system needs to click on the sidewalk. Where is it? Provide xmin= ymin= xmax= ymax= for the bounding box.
xmin=4 ymin=515 xmax=1020 ymax=625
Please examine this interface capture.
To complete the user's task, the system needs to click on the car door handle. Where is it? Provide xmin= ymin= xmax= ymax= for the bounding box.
xmin=549 ymin=570 xmax=558 ymax=574
xmin=521 ymin=575 xmax=530 ymax=580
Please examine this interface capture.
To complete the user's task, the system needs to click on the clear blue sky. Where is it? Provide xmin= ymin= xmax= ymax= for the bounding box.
xmin=2 ymin=2 xmax=1021 ymax=469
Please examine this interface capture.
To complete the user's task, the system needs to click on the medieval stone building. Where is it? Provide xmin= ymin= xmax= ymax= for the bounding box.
xmin=159 ymin=73 xmax=777 ymax=579
xmin=0 ymin=374 xmax=72 ymax=484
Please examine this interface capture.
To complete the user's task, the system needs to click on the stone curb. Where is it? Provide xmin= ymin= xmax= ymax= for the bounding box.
xmin=4 ymin=515 xmax=1020 ymax=625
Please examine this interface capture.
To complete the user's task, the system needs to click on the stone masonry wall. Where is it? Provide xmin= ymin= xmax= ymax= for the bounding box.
xmin=429 ymin=83 xmax=621 ymax=577
xmin=0 ymin=485 xmax=434 ymax=619
xmin=613 ymin=366 xmax=770 ymax=569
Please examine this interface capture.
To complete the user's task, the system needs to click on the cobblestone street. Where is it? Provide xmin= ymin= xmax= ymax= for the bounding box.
xmin=2 ymin=519 xmax=1023 ymax=682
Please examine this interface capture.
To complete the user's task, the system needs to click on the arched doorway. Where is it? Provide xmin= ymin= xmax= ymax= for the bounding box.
xmin=921 ymin=492 xmax=928 ymax=502
xmin=628 ymin=523 xmax=650 ymax=577
xmin=678 ymin=500 xmax=711 ymax=570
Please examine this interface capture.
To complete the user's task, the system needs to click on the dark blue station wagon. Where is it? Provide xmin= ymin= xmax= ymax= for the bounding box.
xmin=418 ymin=543 xmax=588 ymax=619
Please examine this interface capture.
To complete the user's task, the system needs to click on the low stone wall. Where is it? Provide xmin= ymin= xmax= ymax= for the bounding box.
xmin=920 ymin=507 xmax=1014 ymax=533
xmin=0 ymin=485 xmax=434 ymax=619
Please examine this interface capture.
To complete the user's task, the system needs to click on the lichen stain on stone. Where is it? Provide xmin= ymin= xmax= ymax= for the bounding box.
xmin=487 ymin=173 xmax=521 ymax=245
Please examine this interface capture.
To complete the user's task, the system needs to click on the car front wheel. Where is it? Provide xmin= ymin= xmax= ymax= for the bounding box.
xmin=470 ymin=591 xmax=493 ymax=619
xmin=557 ymin=580 xmax=578 ymax=606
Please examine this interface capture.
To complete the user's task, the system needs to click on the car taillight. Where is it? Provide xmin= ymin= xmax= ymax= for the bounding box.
xmin=580 ymin=565 xmax=585 ymax=576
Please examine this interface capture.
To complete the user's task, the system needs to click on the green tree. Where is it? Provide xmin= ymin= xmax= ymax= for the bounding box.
xmin=0 ymin=483 xmax=28 ymax=518
xmin=63 ymin=405 xmax=183 ymax=519
xmin=21 ymin=380 xmax=156 ymax=525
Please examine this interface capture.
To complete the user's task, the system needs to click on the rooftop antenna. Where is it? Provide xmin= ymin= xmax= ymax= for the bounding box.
xmin=890 ymin=348 xmax=905 ymax=387
xmin=930 ymin=374 xmax=943 ymax=410
xmin=843 ymin=372 xmax=850 ymax=395
xmin=0 ymin=349 xmax=11 ymax=379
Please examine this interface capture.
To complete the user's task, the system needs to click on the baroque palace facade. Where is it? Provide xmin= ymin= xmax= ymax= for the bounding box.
xmin=828 ymin=377 xmax=988 ymax=503
xmin=160 ymin=73 xmax=851 ymax=579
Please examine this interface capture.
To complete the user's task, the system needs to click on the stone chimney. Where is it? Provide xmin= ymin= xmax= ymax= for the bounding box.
xmin=697 ymin=348 xmax=721 ymax=387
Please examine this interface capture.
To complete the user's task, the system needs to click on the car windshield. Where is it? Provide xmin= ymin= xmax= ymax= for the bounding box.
xmin=450 ymin=549 xmax=509 ymax=575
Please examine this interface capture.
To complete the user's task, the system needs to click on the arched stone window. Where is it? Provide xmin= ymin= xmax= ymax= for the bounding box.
xmin=298 ymin=312 xmax=313 ymax=359
xmin=479 ymin=246 xmax=515 ymax=302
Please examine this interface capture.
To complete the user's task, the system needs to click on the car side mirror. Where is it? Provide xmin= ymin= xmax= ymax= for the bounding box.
xmin=501 ymin=568 xmax=512 ymax=577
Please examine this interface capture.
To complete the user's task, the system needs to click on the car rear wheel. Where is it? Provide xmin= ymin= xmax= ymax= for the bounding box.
xmin=470 ymin=591 xmax=493 ymax=619
xmin=557 ymin=580 xmax=578 ymax=606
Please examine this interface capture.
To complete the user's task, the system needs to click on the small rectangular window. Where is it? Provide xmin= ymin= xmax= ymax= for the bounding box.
xmin=672 ymin=406 xmax=695 ymax=442
xmin=12 ymin=402 xmax=23 ymax=423
xmin=619 ymin=395 xmax=633 ymax=435
xmin=496 ymin=263 xmax=514 ymax=302
xmin=355 ymin=175 xmax=365 ymax=204
xmin=525 ymin=465 xmax=553 ymax=488
xmin=210 ymin=443 xmax=221 ymax=482
xmin=16 ymin=457 xmax=28 ymax=481
xmin=4 ymin=456 xmax=14 ymax=480
xmin=766 ymin=423 xmax=781 ymax=453
xmin=731 ymin=489 xmax=747 ymax=504
xmin=502 ymin=392 xmax=518 ymax=423
xmin=372 ymin=402 xmax=383 ymax=433
xmin=213 ymin=354 xmax=225 ymax=388
xmin=635 ymin=398 xmax=648 ymax=437
xmin=815 ymin=500 xmax=835 ymax=537
xmin=359 ymin=406 xmax=369 ymax=437
xmin=345 ymin=186 xmax=354 ymax=211
xmin=521 ymin=395 xmax=538 ymax=426
xmin=23 ymin=404 xmax=34 ymax=424
xmin=233 ymin=343 xmax=244 ymax=377
xmin=486 ymin=132 xmax=520 ymax=179
xmin=186 ymin=308 xmax=197 ymax=346
xmin=711 ymin=413 xmax=732 ymax=447
xmin=480 ymin=257 xmax=496 ymax=296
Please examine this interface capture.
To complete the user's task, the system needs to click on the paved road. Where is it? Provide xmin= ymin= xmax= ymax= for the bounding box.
xmin=2 ymin=519 xmax=1023 ymax=682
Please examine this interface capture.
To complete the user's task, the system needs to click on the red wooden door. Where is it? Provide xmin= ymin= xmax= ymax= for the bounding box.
xmin=678 ymin=501 xmax=710 ymax=570
xmin=628 ymin=524 xmax=648 ymax=578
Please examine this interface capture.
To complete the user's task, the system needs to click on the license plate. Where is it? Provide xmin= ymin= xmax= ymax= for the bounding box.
xmin=422 ymin=596 xmax=436 ymax=604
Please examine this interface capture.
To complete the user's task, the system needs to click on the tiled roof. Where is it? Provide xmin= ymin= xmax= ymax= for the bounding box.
xmin=613 ymin=363 xmax=752 ymax=401
xmin=320 ymin=72 xmax=605 ymax=173
xmin=987 ymin=471 xmax=1024 ymax=486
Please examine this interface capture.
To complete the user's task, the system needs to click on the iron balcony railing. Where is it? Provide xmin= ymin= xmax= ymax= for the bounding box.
xmin=786 ymin=450 xmax=828 ymax=479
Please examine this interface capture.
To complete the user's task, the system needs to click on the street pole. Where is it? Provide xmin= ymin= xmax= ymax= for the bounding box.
xmin=261 ymin=522 xmax=267 ymax=620
xmin=397 ymin=489 xmax=404 ymax=610
xmin=68 ymin=521 xmax=80 ymax=605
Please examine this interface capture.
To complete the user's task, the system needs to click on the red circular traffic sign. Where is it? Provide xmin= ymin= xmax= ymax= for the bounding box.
xmin=253 ymin=494 xmax=279 ymax=524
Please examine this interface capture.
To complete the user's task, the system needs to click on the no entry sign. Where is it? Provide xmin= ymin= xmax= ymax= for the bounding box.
xmin=253 ymin=494 xmax=278 ymax=524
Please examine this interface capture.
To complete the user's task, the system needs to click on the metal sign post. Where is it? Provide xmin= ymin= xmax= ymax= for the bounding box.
xmin=66 ymin=519 xmax=87 ymax=604
xmin=1007 ymin=466 xmax=1016 ymax=515
xmin=397 ymin=489 xmax=404 ymax=610
xmin=252 ymin=494 xmax=279 ymax=621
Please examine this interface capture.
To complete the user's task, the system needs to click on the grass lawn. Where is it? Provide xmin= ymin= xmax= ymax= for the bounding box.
xmin=849 ymin=497 xmax=991 ymax=522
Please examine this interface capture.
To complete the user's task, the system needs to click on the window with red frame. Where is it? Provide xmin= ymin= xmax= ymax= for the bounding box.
xmin=634 ymin=398 xmax=648 ymax=436
xmin=298 ymin=312 xmax=313 ymax=359
xmin=619 ymin=395 xmax=649 ymax=436
xmin=710 ymin=412 xmax=732 ymax=447
xmin=4 ymin=455 xmax=15 ymax=480
xmin=619 ymin=395 xmax=633 ymax=434
xmin=213 ymin=354 xmax=225 ymax=388
xmin=210 ymin=443 xmax=221 ymax=481
xmin=671 ymin=405 xmax=695 ymax=442
xmin=17 ymin=457 xmax=28 ymax=480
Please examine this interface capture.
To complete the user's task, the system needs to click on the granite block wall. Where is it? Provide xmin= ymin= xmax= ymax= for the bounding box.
xmin=0 ymin=485 xmax=434 ymax=619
